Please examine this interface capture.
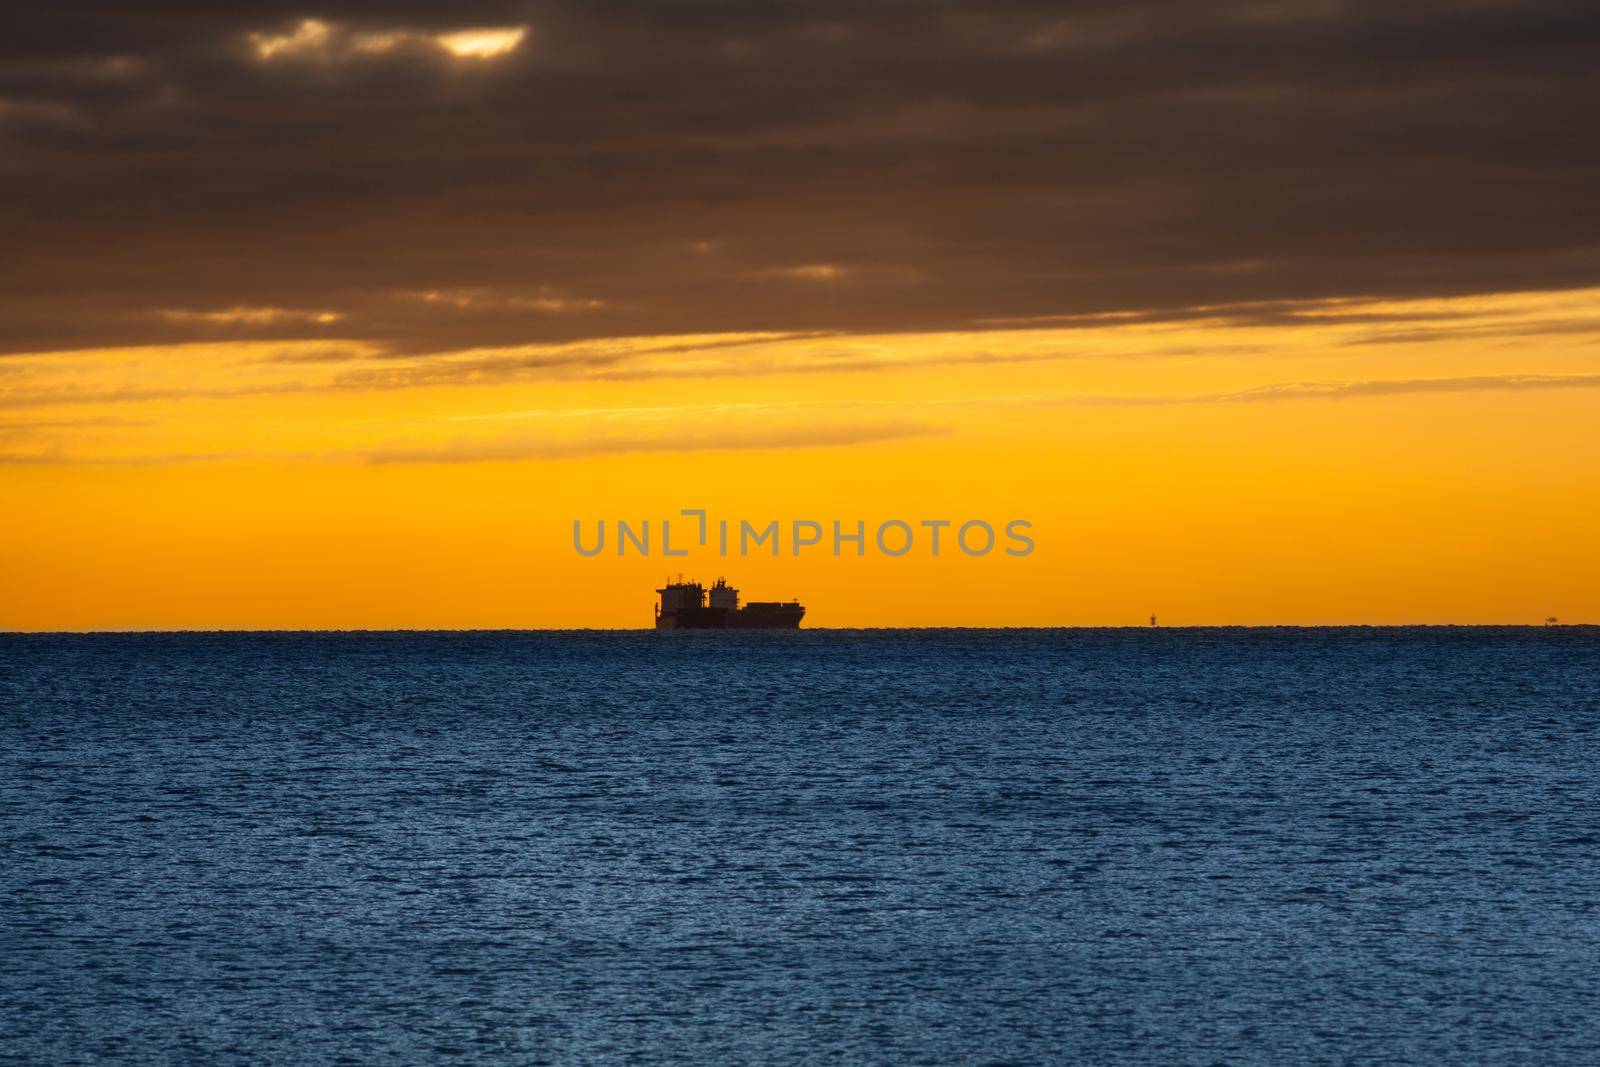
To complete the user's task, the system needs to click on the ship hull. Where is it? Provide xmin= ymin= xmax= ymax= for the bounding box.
xmin=655 ymin=606 xmax=728 ymax=629
xmin=728 ymin=604 xmax=805 ymax=629
xmin=656 ymin=604 xmax=804 ymax=629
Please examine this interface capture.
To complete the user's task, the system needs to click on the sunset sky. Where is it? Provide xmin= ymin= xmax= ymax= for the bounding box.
xmin=4 ymin=1 xmax=1598 ymax=628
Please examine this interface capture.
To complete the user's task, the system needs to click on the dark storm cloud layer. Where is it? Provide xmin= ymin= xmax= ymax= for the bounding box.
xmin=3 ymin=1 xmax=1598 ymax=356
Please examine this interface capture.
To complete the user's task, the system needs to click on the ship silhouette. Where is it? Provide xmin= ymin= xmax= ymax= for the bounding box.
xmin=655 ymin=577 xmax=805 ymax=629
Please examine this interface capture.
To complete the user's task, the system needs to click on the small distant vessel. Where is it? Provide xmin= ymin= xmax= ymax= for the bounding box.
xmin=655 ymin=577 xmax=805 ymax=630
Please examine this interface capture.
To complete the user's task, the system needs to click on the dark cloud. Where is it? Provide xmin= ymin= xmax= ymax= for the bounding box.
xmin=3 ymin=0 xmax=1597 ymax=356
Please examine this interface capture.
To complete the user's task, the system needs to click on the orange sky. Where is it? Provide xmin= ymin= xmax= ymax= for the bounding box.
xmin=6 ymin=4 xmax=1598 ymax=629
xmin=4 ymin=287 xmax=1598 ymax=629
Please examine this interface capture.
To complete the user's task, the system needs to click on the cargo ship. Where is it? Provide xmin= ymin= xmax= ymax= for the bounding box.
xmin=655 ymin=577 xmax=805 ymax=629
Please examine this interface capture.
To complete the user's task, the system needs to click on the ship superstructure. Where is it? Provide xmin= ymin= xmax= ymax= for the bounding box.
xmin=655 ymin=577 xmax=805 ymax=629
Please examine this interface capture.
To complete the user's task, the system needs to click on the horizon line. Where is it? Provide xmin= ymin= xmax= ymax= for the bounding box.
xmin=2 ymin=623 xmax=1593 ymax=636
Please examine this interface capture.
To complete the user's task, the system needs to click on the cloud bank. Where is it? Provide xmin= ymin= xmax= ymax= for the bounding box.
xmin=2 ymin=0 xmax=1597 ymax=358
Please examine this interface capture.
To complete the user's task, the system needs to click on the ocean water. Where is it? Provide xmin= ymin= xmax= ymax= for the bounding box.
xmin=3 ymin=628 xmax=1599 ymax=1064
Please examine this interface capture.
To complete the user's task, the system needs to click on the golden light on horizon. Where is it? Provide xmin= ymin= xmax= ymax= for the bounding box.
xmin=7 ymin=1 xmax=1598 ymax=633
xmin=4 ymin=288 xmax=1598 ymax=630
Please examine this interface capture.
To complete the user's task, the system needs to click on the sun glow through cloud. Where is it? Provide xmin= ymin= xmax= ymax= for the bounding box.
xmin=247 ymin=20 xmax=528 ymax=62
xmin=157 ymin=306 xmax=342 ymax=326
xmin=765 ymin=264 xmax=847 ymax=282
xmin=405 ymin=289 xmax=604 ymax=313
xmin=248 ymin=19 xmax=332 ymax=59
xmin=434 ymin=27 xmax=529 ymax=59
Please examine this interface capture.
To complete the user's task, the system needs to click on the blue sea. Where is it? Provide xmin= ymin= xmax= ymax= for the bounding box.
xmin=3 ymin=628 xmax=1599 ymax=1064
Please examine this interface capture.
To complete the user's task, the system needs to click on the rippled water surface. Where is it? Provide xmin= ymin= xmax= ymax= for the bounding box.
xmin=4 ymin=629 xmax=1599 ymax=1063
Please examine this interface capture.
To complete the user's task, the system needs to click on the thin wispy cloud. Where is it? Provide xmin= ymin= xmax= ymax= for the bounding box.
xmin=352 ymin=372 xmax=1600 ymax=428
xmin=0 ymin=380 xmax=319 ymax=411
xmin=5 ymin=368 xmax=1598 ymax=467
xmin=0 ymin=415 xmax=150 ymax=433
xmin=761 ymin=264 xmax=850 ymax=282
xmin=7 ymin=287 xmax=1600 ymax=414
xmin=156 ymin=306 xmax=342 ymax=327
xmin=398 ymin=289 xmax=606 ymax=314
xmin=1209 ymin=372 xmax=1600 ymax=403
xmin=0 ymin=421 xmax=943 ymax=467
xmin=354 ymin=422 xmax=945 ymax=465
